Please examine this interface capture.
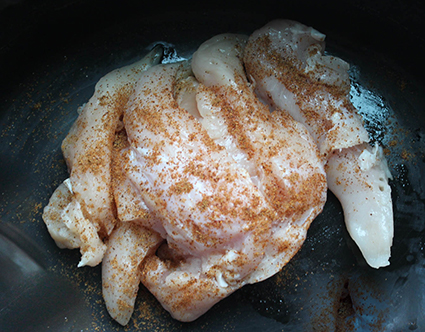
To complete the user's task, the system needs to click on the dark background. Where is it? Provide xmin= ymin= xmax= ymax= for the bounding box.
xmin=1 ymin=1 xmax=424 ymax=331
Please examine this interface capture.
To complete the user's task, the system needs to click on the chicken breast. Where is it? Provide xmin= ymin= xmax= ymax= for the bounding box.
xmin=88 ymin=33 xmax=326 ymax=322
xmin=326 ymin=144 xmax=393 ymax=268
xmin=43 ymin=19 xmax=395 ymax=326
xmin=111 ymin=129 xmax=152 ymax=225
xmin=192 ymin=33 xmax=327 ymax=282
xmin=123 ymin=62 xmax=276 ymax=321
xmin=42 ymin=178 xmax=106 ymax=267
xmin=102 ymin=222 xmax=162 ymax=325
xmin=243 ymin=19 xmax=369 ymax=158
xmin=244 ymin=19 xmax=394 ymax=268
xmin=61 ymin=46 xmax=163 ymax=237
xmin=42 ymin=47 xmax=163 ymax=267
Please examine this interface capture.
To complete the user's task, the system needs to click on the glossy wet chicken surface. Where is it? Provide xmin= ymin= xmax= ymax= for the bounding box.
xmin=2 ymin=5 xmax=422 ymax=329
xmin=40 ymin=20 xmax=398 ymax=324
xmin=244 ymin=20 xmax=393 ymax=268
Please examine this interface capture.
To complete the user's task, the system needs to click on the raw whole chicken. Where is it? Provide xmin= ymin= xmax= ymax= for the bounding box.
xmin=42 ymin=18 xmax=394 ymax=326
xmin=243 ymin=19 xmax=393 ymax=268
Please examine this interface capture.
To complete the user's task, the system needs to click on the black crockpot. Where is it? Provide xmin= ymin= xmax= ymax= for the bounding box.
xmin=1 ymin=1 xmax=424 ymax=331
